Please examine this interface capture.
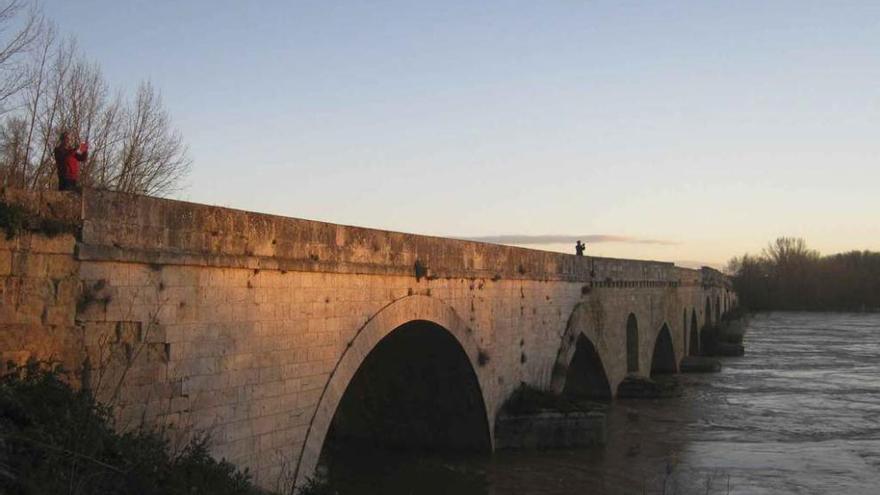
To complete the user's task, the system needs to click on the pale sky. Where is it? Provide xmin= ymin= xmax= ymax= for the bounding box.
xmin=42 ymin=1 xmax=880 ymax=267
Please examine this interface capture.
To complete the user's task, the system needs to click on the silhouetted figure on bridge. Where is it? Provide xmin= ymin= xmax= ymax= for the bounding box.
xmin=575 ymin=240 xmax=585 ymax=256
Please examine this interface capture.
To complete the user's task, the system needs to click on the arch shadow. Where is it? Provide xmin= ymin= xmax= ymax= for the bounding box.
xmin=626 ymin=313 xmax=639 ymax=373
xmin=562 ymin=334 xmax=612 ymax=399
xmin=682 ymin=309 xmax=688 ymax=356
xmin=701 ymin=297 xmax=715 ymax=355
xmin=651 ymin=324 xmax=676 ymax=375
xmin=704 ymin=297 xmax=712 ymax=327
xmin=550 ymin=301 xmax=616 ymax=399
xmin=294 ymin=296 xmax=492 ymax=488
xmin=689 ymin=309 xmax=699 ymax=356
xmin=325 ymin=320 xmax=490 ymax=451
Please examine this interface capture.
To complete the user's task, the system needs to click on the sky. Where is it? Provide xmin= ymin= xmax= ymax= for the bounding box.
xmin=41 ymin=1 xmax=880 ymax=267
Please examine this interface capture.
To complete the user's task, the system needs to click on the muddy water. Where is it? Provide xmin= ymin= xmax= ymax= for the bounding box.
xmin=322 ymin=313 xmax=880 ymax=494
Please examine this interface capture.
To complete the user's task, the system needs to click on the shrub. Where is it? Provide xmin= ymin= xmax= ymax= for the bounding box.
xmin=0 ymin=202 xmax=27 ymax=239
xmin=0 ymin=363 xmax=264 ymax=495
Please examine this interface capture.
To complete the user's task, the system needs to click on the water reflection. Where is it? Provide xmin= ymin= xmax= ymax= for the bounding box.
xmin=320 ymin=313 xmax=880 ymax=494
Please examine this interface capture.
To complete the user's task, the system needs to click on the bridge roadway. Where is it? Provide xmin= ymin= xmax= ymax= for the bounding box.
xmin=0 ymin=189 xmax=735 ymax=490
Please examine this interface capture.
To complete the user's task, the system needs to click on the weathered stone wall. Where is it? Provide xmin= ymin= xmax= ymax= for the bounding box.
xmin=0 ymin=190 xmax=81 ymax=376
xmin=0 ymin=188 xmax=735 ymax=491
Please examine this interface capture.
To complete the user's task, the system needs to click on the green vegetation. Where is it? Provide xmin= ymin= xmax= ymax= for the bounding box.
xmin=0 ymin=201 xmax=77 ymax=240
xmin=728 ymin=237 xmax=880 ymax=311
xmin=0 ymin=363 xmax=265 ymax=495
xmin=0 ymin=201 xmax=28 ymax=239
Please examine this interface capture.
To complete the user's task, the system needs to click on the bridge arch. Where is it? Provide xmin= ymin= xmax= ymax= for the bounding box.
xmin=562 ymin=335 xmax=612 ymax=399
xmin=681 ymin=309 xmax=688 ymax=356
xmin=701 ymin=296 xmax=716 ymax=355
xmin=626 ymin=313 xmax=639 ymax=373
xmin=294 ymin=295 xmax=492 ymax=488
xmin=650 ymin=323 xmax=676 ymax=375
xmin=550 ymin=301 xmax=614 ymax=399
xmin=704 ymin=297 xmax=712 ymax=328
xmin=689 ymin=309 xmax=699 ymax=356
xmin=715 ymin=295 xmax=721 ymax=323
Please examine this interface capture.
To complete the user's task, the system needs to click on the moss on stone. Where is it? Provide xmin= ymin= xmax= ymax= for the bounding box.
xmin=0 ymin=201 xmax=77 ymax=240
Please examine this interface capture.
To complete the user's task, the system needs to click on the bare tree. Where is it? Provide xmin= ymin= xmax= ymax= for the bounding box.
xmin=17 ymin=22 xmax=57 ymax=188
xmin=0 ymin=113 xmax=26 ymax=184
xmin=0 ymin=0 xmax=44 ymax=113
xmin=0 ymin=4 xmax=190 ymax=195
xmin=112 ymin=82 xmax=190 ymax=196
xmin=762 ymin=237 xmax=818 ymax=268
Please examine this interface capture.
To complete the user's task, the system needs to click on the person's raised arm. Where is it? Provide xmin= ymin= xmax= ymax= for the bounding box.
xmin=75 ymin=141 xmax=89 ymax=161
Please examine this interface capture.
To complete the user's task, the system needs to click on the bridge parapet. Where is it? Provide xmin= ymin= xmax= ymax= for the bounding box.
xmin=77 ymin=189 xmax=690 ymax=285
xmin=700 ymin=266 xmax=732 ymax=289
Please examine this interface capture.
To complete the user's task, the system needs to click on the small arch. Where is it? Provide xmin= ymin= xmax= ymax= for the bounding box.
xmin=704 ymin=297 xmax=712 ymax=327
xmin=626 ymin=313 xmax=639 ymax=373
xmin=562 ymin=334 xmax=612 ymax=399
xmin=715 ymin=295 xmax=721 ymax=323
xmin=650 ymin=324 xmax=676 ymax=375
xmin=689 ymin=309 xmax=699 ymax=356
xmin=550 ymin=301 xmax=615 ymax=397
xmin=701 ymin=297 xmax=715 ymax=355
xmin=682 ymin=309 xmax=688 ymax=354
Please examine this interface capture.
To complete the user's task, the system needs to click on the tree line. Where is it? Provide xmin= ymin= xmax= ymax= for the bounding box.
xmin=727 ymin=237 xmax=880 ymax=311
xmin=0 ymin=0 xmax=189 ymax=196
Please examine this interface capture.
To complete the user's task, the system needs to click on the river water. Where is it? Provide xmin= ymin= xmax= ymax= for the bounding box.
xmin=323 ymin=312 xmax=880 ymax=494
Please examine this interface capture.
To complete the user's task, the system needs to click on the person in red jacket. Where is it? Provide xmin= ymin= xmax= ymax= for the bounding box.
xmin=54 ymin=131 xmax=88 ymax=191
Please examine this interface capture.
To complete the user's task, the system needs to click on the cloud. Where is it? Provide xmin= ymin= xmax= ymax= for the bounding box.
xmin=460 ymin=234 xmax=678 ymax=246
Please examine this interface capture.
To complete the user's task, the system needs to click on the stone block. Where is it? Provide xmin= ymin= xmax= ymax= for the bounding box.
xmin=223 ymin=420 xmax=254 ymax=443
xmin=0 ymin=250 xmax=11 ymax=276
xmin=13 ymin=252 xmax=48 ymax=278
xmin=252 ymin=413 xmax=281 ymax=436
xmin=0 ymin=235 xmax=20 ymax=251
xmin=44 ymin=305 xmax=74 ymax=326
xmin=213 ymin=436 xmax=256 ymax=462
xmin=170 ymin=396 xmax=190 ymax=413
xmin=30 ymin=235 xmax=76 ymax=255
xmin=78 ymin=261 xmax=115 ymax=282
xmin=295 ymin=388 xmax=322 ymax=409
xmin=55 ymin=278 xmax=79 ymax=304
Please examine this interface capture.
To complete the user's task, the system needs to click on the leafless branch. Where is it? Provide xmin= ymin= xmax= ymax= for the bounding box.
xmin=0 ymin=4 xmax=190 ymax=194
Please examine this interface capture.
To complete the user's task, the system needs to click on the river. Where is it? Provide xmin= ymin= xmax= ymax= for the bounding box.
xmin=320 ymin=312 xmax=880 ymax=494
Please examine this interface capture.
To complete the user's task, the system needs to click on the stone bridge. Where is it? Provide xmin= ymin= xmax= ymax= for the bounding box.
xmin=0 ymin=189 xmax=735 ymax=490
